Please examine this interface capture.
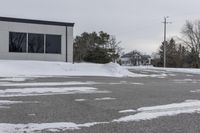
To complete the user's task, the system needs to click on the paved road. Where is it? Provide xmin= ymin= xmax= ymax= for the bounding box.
xmin=0 ymin=68 xmax=200 ymax=133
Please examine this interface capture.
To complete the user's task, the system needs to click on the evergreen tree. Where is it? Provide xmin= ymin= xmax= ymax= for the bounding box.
xmin=74 ymin=31 xmax=122 ymax=63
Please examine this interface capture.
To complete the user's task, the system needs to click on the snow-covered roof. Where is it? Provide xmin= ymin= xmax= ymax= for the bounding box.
xmin=121 ymin=51 xmax=150 ymax=59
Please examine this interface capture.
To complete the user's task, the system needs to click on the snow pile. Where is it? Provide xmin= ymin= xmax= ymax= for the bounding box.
xmin=102 ymin=63 xmax=142 ymax=77
xmin=0 ymin=60 xmax=141 ymax=77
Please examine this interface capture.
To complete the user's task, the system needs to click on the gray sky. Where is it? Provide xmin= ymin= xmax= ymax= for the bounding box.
xmin=0 ymin=0 xmax=199 ymax=54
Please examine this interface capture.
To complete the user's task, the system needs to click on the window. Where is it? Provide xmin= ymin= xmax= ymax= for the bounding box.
xmin=9 ymin=32 xmax=27 ymax=52
xmin=45 ymin=34 xmax=61 ymax=54
xmin=28 ymin=33 xmax=44 ymax=53
xmin=9 ymin=32 xmax=62 ymax=54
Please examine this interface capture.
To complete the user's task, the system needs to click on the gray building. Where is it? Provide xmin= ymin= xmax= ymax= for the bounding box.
xmin=0 ymin=17 xmax=74 ymax=62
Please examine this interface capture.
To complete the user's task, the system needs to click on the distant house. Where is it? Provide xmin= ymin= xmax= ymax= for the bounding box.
xmin=0 ymin=16 xmax=74 ymax=62
xmin=121 ymin=51 xmax=151 ymax=66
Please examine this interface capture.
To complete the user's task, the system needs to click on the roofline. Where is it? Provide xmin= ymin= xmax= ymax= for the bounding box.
xmin=0 ymin=16 xmax=74 ymax=27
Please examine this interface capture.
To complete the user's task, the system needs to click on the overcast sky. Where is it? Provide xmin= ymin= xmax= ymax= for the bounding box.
xmin=0 ymin=0 xmax=199 ymax=54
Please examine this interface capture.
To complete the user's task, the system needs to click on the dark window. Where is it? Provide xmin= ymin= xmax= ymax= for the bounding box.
xmin=9 ymin=32 xmax=27 ymax=52
xmin=45 ymin=34 xmax=61 ymax=54
xmin=28 ymin=33 xmax=44 ymax=53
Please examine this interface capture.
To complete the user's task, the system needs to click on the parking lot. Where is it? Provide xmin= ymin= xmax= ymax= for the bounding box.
xmin=0 ymin=69 xmax=200 ymax=133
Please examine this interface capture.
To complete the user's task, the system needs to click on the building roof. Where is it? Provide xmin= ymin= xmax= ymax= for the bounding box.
xmin=121 ymin=50 xmax=151 ymax=59
xmin=121 ymin=51 xmax=142 ymax=58
xmin=0 ymin=16 xmax=74 ymax=27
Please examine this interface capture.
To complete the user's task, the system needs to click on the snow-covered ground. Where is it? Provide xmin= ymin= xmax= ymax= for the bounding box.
xmin=114 ymin=100 xmax=200 ymax=122
xmin=0 ymin=60 xmax=143 ymax=78
xmin=0 ymin=100 xmax=38 ymax=109
xmin=0 ymin=87 xmax=110 ymax=97
xmin=0 ymin=77 xmax=34 ymax=82
xmin=2 ymin=100 xmax=200 ymax=132
xmin=0 ymin=81 xmax=98 ymax=87
xmin=125 ymin=65 xmax=200 ymax=75
xmin=0 ymin=100 xmax=23 ymax=109
xmin=0 ymin=122 xmax=108 ymax=133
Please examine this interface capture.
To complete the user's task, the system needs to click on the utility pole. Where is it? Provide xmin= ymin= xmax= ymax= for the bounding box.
xmin=162 ymin=16 xmax=171 ymax=68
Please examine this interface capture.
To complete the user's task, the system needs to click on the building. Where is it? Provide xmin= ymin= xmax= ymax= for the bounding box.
xmin=121 ymin=51 xmax=151 ymax=66
xmin=0 ymin=16 xmax=74 ymax=62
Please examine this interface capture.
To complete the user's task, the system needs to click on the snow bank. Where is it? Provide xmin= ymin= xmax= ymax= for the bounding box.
xmin=0 ymin=60 xmax=141 ymax=77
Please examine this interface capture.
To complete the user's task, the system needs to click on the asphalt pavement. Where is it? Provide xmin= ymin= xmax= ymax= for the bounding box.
xmin=0 ymin=68 xmax=200 ymax=133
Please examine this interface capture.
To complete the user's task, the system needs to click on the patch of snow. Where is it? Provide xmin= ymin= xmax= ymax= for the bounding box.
xmin=28 ymin=114 xmax=36 ymax=116
xmin=75 ymin=99 xmax=87 ymax=102
xmin=0 ymin=100 xmax=23 ymax=109
xmin=113 ymin=100 xmax=200 ymax=122
xmin=0 ymin=100 xmax=23 ymax=105
xmin=0 ymin=87 xmax=110 ymax=97
xmin=108 ymin=82 xmax=144 ymax=85
xmin=130 ymin=83 xmax=144 ymax=85
xmin=0 ymin=122 xmax=108 ymax=133
xmin=0 ymin=60 xmax=144 ymax=78
xmin=185 ymin=99 xmax=200 ymax=102
xmin=168 ymin=74 xmax=176 ymax=77
xmin=94 ymin=97 xmax=116 ymax=101
xmin=125 ymin=66 xmax=200 ymax=75
xmin=148 ymin=73 xmax=167 ymax=78
xmin=46 ymin=128 xmax=60 ymax=132
xmin=179 ymin=79 xmax=193 ymax=81
xmin=0 ymin=106 xmax=10 ymax=109
xmin=174 ymin=79 xmax=198 ymax=83
xmin=119 ymin=109 xmax=136 ymax=113
xmin=0 ymin=81 xmax=97 ymax=87
xmin=0 ymin=77 xmax=33 ymax=82
xmin=190 ymin=89 xmax=200 ymax=93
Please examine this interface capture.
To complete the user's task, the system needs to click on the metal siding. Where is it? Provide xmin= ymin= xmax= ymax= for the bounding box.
xmin=0 ymin=21 xmax=73 ymax=62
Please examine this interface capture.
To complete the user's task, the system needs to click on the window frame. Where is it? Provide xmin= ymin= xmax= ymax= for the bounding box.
xmin=9 ymin=31 xmax=27 ymax=53
xmin=8 ymin=32 xmax=62 ymax=55
xmin=28 ymin=33 xmax=45 ymax=53
xmin=45 ymin=34 xmax=62 ymax=54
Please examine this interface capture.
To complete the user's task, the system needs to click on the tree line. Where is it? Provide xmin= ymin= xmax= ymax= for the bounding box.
xmin=153 ymin=20 xmax=200 ymax=68
xmin=74 ymin=20 xmax=200 ymax=68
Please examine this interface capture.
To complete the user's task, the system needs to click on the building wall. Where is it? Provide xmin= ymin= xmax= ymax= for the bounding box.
xmin=0 ymin=21 xmax=73 ymax=62
xmin=67 ymin=27 xmax=73 ymax=62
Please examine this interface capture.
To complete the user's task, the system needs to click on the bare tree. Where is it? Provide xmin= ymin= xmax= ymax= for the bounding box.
xmin=181 ymin=20 xmax=200 ymax=67
xmin=107 ymin=36 xmax=123 ymax=62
